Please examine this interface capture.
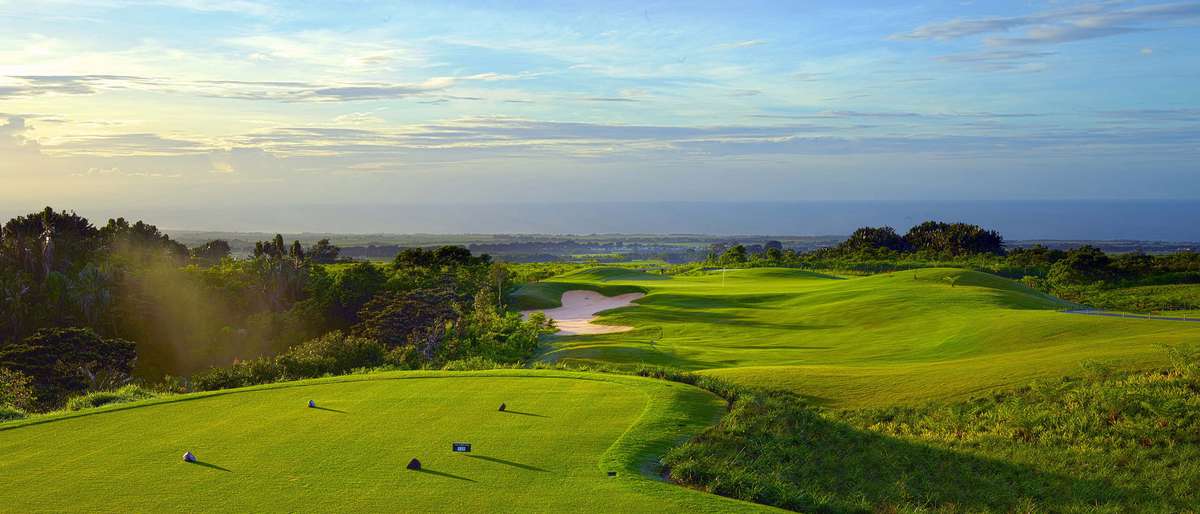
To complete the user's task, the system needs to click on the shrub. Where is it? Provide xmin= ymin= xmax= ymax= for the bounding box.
xmin=276 ymin=331 xmax=385 ymax=378
xmin=441 ymin=356 xmax=503 ymax=371
xmin=0 ymin=405 xmax=26 ymax=422
xmin=191 ymin=357 xmax=284 ymax=391
xmin=0 ymin=367 xmax=37 ymax=411
xmin=64 ymin=384 xmax=155 ymax=411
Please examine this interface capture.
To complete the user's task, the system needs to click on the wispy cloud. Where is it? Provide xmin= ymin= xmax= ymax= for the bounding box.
xmin=713 ymin=39 xmax=767 ymax=50
xmin=894 ymin=1 xmax=1200 ymax=45
xmin=0 ymin=74 xmax=506 ymax=102
xmin=935 ymin=49 xmax=1055 ymax=72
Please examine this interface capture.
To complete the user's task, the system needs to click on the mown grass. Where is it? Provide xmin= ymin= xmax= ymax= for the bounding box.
xmin=515 ymin=266 xmax=1200 ymax=407
xmin=665 ymin=347 xmax=1200 ymax=513
xmin=507 ymin=268 xmax=656 ymax=310
xmin=0 ymin=369 xmax=770 ymax=513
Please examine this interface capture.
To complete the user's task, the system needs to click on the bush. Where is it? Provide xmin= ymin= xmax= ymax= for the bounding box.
xmin=191 ymin=357 xmax=285 ymax=391
xmin=64 ymin=384 xmax=155 ymax=411
xmin=276 ymin=331 xmax=385 ymax=378
xmin=0 ymin=405 xmax=26 ymax=422
xmin=441 ymin=356 xmax=503 ymax=371
xmin=192 ymin=332 xmax=386 ymax=391
xmin=0 ymin=367 xmax=37 ymax=411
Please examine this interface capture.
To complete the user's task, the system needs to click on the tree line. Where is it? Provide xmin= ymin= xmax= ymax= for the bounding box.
xmin=0 ymin=207 xmax=551 ymax=416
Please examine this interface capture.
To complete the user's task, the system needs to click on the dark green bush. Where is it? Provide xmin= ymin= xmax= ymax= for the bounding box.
xmin=276 ymin=331 xmax=385 ymax=379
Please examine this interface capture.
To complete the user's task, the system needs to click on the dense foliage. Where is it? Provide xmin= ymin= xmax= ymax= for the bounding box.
xmin=0 ymin=206 xmax=554 ymax=412
xmin=0 ymin=327 xmax=136 ymax=408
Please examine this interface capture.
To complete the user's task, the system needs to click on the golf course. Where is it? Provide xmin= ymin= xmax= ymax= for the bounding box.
xmin=0 ymin=369 xmax=770 ymax=512
xmin=513 ymin=267 xmax=1200 ymax=408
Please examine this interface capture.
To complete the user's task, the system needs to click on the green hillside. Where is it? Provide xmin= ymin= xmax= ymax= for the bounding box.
xmin=517 ymin=267 xmax=1200 ymax=407
xmin=0 ymin=370 xmax=770 ymax=513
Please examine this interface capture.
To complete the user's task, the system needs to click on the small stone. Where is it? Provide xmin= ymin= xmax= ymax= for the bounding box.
xmin=183 ymin=451 xmax=197 ymax=463
xmin=407 ymin=458 xmax=422 ymax=471
xmin=498 ymin=403 xmax=506 ymax=412
xmin=308 ymin=400 xmax=315 ymax=408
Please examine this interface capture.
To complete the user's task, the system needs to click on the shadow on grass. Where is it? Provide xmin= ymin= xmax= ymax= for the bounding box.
xmin=540 ymin=340 xmax=721 ymax=370
xmin=188 ymin=461 xmax=231 ymax=472
xmin=418 ymin=468 xmax=475 ymax=482
xmin=618 ymin=306 xmax=842 ymax=331
xmin=500 ymin=410 xmax=547 ymax=418
xmin=641 ymin=293 xmax=796 ymax=310
xmin=465 ymin=454 xmax=549 ymax=472
xmin=309 ymin=406 xmax=347 ymax=413
xmin=668 ymin=392 xmax=1150 ymax=512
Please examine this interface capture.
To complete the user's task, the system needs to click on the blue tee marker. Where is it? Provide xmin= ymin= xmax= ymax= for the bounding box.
xmin=182 ymin=451 xmax=197 ymax=463
xmin=308 ymin=400 xmax=315 ymax=408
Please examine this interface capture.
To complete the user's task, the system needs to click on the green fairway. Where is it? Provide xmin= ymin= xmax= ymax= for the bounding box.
xmin=516 ymin=267 xmax=1200 ymax=408
xmin=0 ymin=370 xmax=769 ymax=513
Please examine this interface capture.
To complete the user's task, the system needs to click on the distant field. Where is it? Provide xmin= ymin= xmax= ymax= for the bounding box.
xmin=514 ymin=267 xmax=1200 ymax=408
xmin=0 ymin=370 xmax=767 ymax=513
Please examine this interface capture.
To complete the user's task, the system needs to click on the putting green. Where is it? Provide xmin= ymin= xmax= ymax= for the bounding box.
xmin=0 ymin=370 xmax=770 ymax=513
xmin=515 ymin=267 xmax=1200 ymax=408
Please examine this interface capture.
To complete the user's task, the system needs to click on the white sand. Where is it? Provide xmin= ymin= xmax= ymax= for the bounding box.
xmin=522 ymin=290 xmax=645 ymax=335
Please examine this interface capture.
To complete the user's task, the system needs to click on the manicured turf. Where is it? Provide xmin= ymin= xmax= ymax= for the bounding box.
xmin=0 ymin=370 xmax=769 ymax=513
xmin=516 ymin=267 xmax=1200 ymax=408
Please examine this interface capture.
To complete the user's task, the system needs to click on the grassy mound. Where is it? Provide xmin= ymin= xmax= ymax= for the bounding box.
xmin=520 ymin=267 xmax=1200 ymax=407
xmin=666 ymin=354 xmax=1200 ymax=512
xmin=0 ymin=370 xmax=770 ymax=513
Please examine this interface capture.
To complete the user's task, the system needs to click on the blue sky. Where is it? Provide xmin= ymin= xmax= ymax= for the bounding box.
xmin=0 ymin=0 xmax=1197 ymax=219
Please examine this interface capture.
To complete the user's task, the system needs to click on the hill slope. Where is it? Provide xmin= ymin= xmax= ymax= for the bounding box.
xmin=0 ymin=370 xmax=770 ymax=513
xmin=515 ymin=267 xmax=1200 ymax=407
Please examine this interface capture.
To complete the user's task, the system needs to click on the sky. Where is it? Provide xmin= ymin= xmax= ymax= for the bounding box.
xmin=1 ymin=0 xmax=1198 ymax=230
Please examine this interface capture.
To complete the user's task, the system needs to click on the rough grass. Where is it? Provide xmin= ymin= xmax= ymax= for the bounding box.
xmin=516 ymin=267 xmax=1200 ymax=407
xmin=64 ymin=385 xmax=156 ymax=411
xmin=1081 ymin=283 xmax=1200 ymax=314
xmin=0 ymin=369 xmax=771 ymax=513
xmin=666 ymin=349 xmax=1200 ymax=513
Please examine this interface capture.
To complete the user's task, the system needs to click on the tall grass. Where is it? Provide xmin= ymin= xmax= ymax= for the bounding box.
xmin=662 ymin=344 xmax=1200 ymax=512
xmin=64 ymin=385 xmax=156 ymax=411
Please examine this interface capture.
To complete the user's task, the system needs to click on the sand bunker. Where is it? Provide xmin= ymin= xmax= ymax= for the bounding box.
xmin=522 ymin=290 xmax=645 ymax=335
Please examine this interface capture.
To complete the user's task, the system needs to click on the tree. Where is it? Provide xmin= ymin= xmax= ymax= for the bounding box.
xmin=1047 ymin=245 xmax=1112 ymax=288
xmin=289 ymin=240 xmax=305 ymax=261
xmin=1007 ymin=245 xmax=1065 ymax=268
xmin=904 ymin=221 xmax=1004 ymax=256
xmin=2 ymin=207 xmax=100 ymax=278
xmin=190 ymin=239 xmax=231 ymax=265
xmin=272 ymin=234 xmax=286 ymax=259
xmin=354 ymin=289 xmax=459 ymax=359
xmin=0 ymin=327 xmax=136 ymax=407
xmin=99 ymin=217 xmax=188 ymax=263
xmin=307 ymin=239 xmax=340 ymax=264
xmin=328 ymin=262 xmax=388 ymax=325
xmin=393 ymin=245 xmax=489 ymax=270
xmin=838 ymin=226 xmax=909 ymax=253
xmin=721 ymin=245 xmax=748 ymax=265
